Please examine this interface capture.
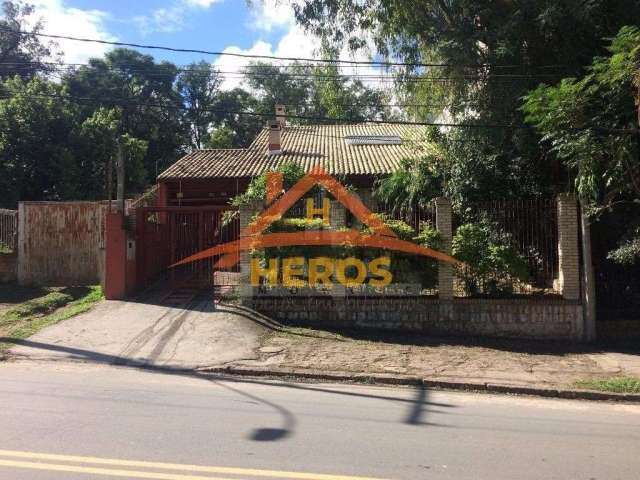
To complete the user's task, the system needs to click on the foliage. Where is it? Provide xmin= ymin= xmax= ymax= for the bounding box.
xmin=267 ymin=217 xmax=329 ymax=232
xmin=575 ymin=377 xmax=640 ymax=394
xmin=63 ymin=48 xmax=186 ymax=179
xmin=0 ymin=0 xmax=60 ymax=80
xmin=230 ymin=162 xmax=307 ymax=207
xmin=0 ymin=76 xmax=78 ymax=206
xmin=292 ymin=0 xmax=640 ymax=208
xmin=0 ymin=77 xmax=148 ymax=206
xmin=452 ymin=219 xmax=529 ymax=296
xmin=204 ymin=126 xmax=235 ymax=149
xmin=176 ymin=61 xmax=222 ymax=149
xmin=256 ymin=215 xmax=441 ymax=289
xmin=414 ymin=223 xmax=443 ymax=251
xmin=374 ymin=155 xmax=442 ymax=216
xmin=523 ymin=26 xmax=640 ymax=206
xmin=607 ymin=228 xmax=640 ymax=265
xmin=244 ymin=60 xmax=392 ymax=123
xmin=523 ymin=25 xmax=640 ymax=265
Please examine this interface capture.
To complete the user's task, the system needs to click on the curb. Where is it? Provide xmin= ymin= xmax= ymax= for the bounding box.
xmin=198 ymin=365 xmax=640 ymax=402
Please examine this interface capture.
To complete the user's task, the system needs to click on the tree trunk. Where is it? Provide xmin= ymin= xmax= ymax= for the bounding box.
xmin=580 ymin=205 xmax=597 ymax=342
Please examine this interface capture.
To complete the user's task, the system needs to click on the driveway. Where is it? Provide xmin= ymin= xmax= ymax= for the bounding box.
xmin=8 ymin=293 xmax=270 ymax=369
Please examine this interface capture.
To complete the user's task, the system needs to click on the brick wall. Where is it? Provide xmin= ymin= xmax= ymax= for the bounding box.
xmin=249 ymin=296 xmax=583 ymax=341
xmin=0 ymin=253 xmax=17 ymax=283
xmin=557 ymin=194 xmax=580 ymax=300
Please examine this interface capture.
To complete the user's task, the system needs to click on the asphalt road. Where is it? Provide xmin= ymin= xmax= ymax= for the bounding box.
xmin=0 ymin=362 xmax=638 ymax=480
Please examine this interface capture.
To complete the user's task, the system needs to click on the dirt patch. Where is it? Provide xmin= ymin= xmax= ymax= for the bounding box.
xmin=237 ymin=327 xmax=632 ymax=390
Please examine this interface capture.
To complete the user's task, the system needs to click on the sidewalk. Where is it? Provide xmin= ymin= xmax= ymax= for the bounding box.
xmin=214 ymin=306 xmax=640 ymax=396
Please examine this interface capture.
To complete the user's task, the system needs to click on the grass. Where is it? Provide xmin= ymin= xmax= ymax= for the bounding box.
xmin=575 ymin=377 xmax=640 ymax=394
xmin=0 ymin=285 xmax=103 ymax=356
xmin=0 ymin=284 xmax=49 ymax=305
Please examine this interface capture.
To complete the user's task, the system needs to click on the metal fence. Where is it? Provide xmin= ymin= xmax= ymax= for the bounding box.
xmin=457 ymin=198 xmax=559 ymax=295
xmin=0 ymin=209 xmax=17 ymax=252
xmin=377 ymin=201 xmax=436 ymax=233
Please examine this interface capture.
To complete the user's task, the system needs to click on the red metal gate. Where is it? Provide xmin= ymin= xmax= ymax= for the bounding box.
xmin=136 ymin=206 xmax=239 ymax=289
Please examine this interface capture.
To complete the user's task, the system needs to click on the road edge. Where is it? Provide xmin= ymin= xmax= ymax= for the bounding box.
xmin=198 ymin=365 xmax=640 ymax=402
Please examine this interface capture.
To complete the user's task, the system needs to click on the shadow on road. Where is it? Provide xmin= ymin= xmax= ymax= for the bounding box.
xmin=1 ymin=337 xmax=455 ymax=440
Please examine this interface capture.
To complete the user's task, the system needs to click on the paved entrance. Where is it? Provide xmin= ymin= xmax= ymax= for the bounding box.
xmin=8 ymin=293 xmax=267 ymax=369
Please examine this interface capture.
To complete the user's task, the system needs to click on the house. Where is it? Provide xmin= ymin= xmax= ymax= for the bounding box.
xmin=156 ymin=118 xmax=428 ymax=207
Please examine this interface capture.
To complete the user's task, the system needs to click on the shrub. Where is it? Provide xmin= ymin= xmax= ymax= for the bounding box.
xmin=230 ymin=162 xmax=307 ymax=207
xmin=452 ymin=219 xmax=529 ymax=296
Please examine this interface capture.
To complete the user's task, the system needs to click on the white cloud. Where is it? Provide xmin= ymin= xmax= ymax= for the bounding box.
xmin=134 ymin=0 xmax=224 ymax=36
xmin=214 ymin=24 xmax=319 ymax=90
xmin=185 ymin=0 xmax=223 ymax=7
xmin=30 ymin=0 xmax=115 ymax=64
xmin=134 ymin=5 xmax=185 ymax=35
xmin=249 ymin=0 xmax=296 ymax=32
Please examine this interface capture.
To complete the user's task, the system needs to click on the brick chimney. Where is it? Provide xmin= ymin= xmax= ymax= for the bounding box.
xmin=275 ymin=104 xmax=286 ymax=126
xmin=267 ymin=120 xmax=282 ymax=155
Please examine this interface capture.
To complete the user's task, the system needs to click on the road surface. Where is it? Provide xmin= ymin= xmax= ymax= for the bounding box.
xmin=0 ymin=361 xmax=638 ymax=480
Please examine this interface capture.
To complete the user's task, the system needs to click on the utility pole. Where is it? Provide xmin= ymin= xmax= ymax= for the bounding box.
xmin=116 ymin=137 xmax=125 ymax=215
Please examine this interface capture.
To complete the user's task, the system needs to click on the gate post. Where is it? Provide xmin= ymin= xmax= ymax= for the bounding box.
xmin=239 ymin=200 xmax=262 ymax=305
xmin=104 ymin=211 xmax=127 ymax=300
xmin=435 ymin=197 xmax=454 ymax=300
xmin=557 ymin=194 xmax=580 ymax=301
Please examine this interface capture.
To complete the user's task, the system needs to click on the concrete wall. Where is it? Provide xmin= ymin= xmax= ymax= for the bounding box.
xmin=18 ymin=202 xmax=106 ymax=286
xmin=0 ymin=253 xmax=17 ymax=283
xmin=249 ymin=296 xmax=583 ymax=341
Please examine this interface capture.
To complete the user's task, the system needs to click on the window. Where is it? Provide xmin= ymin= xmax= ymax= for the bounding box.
xmin=344 ymin=135 xmax=403 ymax=145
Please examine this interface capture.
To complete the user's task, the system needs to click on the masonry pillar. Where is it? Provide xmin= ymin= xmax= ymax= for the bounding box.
xmin=104 ymin=212 xmax=127 ymax=300
xmin=435 ymin=197 xmax=454 ymax=300
xmin=239 ymin=200 xmax=261 ymax=304
xmin=557 ymin=194 xmax=580 ymax=301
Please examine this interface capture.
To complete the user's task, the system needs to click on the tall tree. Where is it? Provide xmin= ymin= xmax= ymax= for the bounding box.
xmin=208 ymin=87 xmax=263 ymax=148
xmin=292 ymin=0 xmax=640 ymax=204
xmin=176 ymin=61 xmax=222 ymax=150
xmin=0 ymin=0 xmax=60 ymax=80
xmin=63 ymin=48 xmax=186 ymax=179
xmin=243 ymin=60 xmax=390 ymax=124
xmin=523 ymin=25 xmax=640 ymax=264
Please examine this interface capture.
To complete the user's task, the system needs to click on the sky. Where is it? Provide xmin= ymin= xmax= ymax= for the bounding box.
xmin=24 ymin=0 xmax=333 ymax=89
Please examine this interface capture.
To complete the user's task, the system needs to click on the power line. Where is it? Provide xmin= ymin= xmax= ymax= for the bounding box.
xmin=0 ymin=91 xmax=532 ymax=129
xmin=0 ymin=60 xmax=567 ymax=80
xmin=0 ymin=92 xmax=635 ymax=133
xmin=0 ymin=27 xmax=574 ymax=70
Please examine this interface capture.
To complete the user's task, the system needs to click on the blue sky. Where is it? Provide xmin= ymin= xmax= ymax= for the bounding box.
xmin=29 ymin=0 xmax=321 ymax=87
xmin=26 ymin=0 xmax=384 ymax=91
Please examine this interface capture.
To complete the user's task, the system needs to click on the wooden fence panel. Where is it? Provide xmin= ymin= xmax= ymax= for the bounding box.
xmin=18 ymin=202 xmax=106 ymax=286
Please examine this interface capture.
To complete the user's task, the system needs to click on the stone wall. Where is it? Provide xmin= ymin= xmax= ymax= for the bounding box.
xmin=249 ymin=296 xmax=583 ymax=341
xmin=0 ymin=253 xmax=17 ymax=283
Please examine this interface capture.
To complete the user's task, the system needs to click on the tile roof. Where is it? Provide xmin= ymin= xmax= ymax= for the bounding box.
xmin=158 ymin=124 xmax=427 ymax=180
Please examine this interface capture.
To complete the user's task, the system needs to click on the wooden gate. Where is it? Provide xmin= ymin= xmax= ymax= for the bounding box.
xmin=136 ymin=206 xmax=239 ymax=289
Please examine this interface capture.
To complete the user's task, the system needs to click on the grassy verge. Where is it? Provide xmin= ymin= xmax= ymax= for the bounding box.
xmin=0 ymin=285 xmax=103 ymax=356
xmin=575 ymin=377 xmax=640 ymax=394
